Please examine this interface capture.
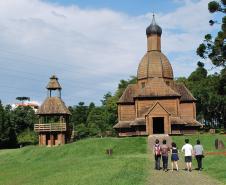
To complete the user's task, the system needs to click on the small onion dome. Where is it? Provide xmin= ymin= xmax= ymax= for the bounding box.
xmin=46 ymin=75 xmax=62 ymax=90
xmin=146 ymin=14 xmax=162 ymax=36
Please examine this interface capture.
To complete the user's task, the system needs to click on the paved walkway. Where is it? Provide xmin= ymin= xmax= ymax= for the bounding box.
xmin=147 ymin=136 xmax=224 ymax=185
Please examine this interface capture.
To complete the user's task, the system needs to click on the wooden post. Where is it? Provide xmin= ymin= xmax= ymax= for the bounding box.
xmin=42 ymin=134 xmax=46 ymax=146
xmin=50 ymin=134 xmax=54 ymax=146
xmin=62 ymin=134 xmax=65 ymax=144
xmin=57 ymin=133 xmax=62 ymax=145
xmin=39 ymin=134 xmax=41 ymax=145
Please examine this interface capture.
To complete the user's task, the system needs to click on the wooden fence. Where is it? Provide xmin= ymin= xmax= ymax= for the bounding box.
xmin=34 ymin=123 xmax=66 ymax=132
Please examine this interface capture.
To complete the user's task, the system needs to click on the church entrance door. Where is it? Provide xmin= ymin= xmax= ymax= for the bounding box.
xmin=153 ymin=117 xmax=164 ymax=134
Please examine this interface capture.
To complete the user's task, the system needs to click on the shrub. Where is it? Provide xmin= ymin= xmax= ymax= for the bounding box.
xmin=17 ymin=129 xmax=38 ymax=146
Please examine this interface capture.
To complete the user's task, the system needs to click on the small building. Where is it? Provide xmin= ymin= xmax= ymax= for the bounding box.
xmin=34 ymin=75 xmax=71 ymax=146
xmin=12 ymin=102 xmax=39 ymax=112
xmin=113 ymin=16 xmax=202 ymax=136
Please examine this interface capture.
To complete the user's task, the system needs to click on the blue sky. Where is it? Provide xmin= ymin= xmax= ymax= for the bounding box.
xmin=43 ymin=0 xmax=181 ymax=15
xmin=0 ymin=0 xmax=218 ymax=106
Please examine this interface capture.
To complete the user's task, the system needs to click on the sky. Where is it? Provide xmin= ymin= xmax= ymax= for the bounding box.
xmin=0 ymin=0 xmax=219 ymax=106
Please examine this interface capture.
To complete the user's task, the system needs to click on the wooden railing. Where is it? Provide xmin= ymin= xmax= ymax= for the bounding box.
xmin=34 ymin=123 xmax=66 ymax=132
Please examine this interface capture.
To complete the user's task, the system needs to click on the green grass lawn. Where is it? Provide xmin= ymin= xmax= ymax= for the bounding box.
xmin=0 ymin=134 xmax=225 ymax=185
xmin=172 ymin=134 xmax=226 ymax=184
xmin=0 ymin=137 xmax=149 ymax=185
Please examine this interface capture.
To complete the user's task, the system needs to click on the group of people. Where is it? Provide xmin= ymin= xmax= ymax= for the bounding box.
xmin=153 ymin=138 xmax=204 ymax=172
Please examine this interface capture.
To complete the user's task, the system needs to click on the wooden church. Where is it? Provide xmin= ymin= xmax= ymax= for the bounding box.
xmin=113 ymin=15 xmax=202 ymax=136
xmin=34 ymin=75 xmax=71 ymax=146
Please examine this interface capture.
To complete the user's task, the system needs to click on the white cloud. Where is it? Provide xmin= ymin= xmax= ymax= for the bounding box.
xmin=0 ymin=0 xmax=214 ymax=105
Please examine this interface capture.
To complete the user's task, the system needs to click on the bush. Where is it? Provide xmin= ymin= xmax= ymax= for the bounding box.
xmin=17 ymin=130 xmax=38 ymax=146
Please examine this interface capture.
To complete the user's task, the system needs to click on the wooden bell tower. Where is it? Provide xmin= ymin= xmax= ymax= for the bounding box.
xmin=34 ymin=75 xmax=71 ymax=146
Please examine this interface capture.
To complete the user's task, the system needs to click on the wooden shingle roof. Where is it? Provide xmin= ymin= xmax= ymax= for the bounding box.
xmin=46 ymin=75 xmax=62 ymax=90
xmin=118 ymin=84 xmax=137 ymax=103
xmin=136 ymin=78 xmax=180 ymax=98
xmin=130 ymin=118 xmax=146 ymax=126
xmin=173 ymin=83 xmax=196 ymax=102
xmin=37 ymin=97 xmax=71 ymax=115
xmin=171 ymin=117 xmax=187 ymax=125
xmin=137 ymin=51 xmax=173 ymax=80
xmin=113 ymin=121 xmax=131 ymax=128
xmin=118 ymin=80 xmax=196 ymax=104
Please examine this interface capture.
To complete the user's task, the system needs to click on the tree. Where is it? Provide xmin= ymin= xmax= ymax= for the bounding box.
xmin=16 ymin=97 xmax=30 ymax=104
xmin=69 ymin=76 xmax=137 ymax=139
xmin=180 ymin=62 xmax=226 ymax=129
xmin=218 ymin=67 xmax=226 ymax=94
xmin=74 ymin=123 xmax=89 ymax=139
xmin=17 ymin=129 xmax=38 ymax=146
xmin=115 ymin=76 xmax=137 ymax=99
xmin=87 ymin=107 xmax=108 ymax=137
xmin=188 ymin=62 xmax=207 ymax=81
xmin=0 ymin=102 xmax=18 ymax=148
xmin=100 ymin=76 xmax=137 ymax=130
xmin=196 ymin=0 xmax=226 ymax=130
xmin=12 ymin=106 xmax=38 ymax=134
xmin=70 ymin=102 xmax=88 ymax=128
xmin=197 ymin=0 xmax=226 ymax=67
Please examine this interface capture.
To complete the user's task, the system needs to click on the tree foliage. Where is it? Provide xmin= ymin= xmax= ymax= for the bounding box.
xmin=69 ymin=76 xmax=137 ymax=139
xmin=177 ymin=63 xmax=226 ymax=129
xmin=17 ymin=129 xmax=38 ymax=146
xmin=0 ymin=102 xmax=38 ymax=148
xmin=197 ymin=0 xmax=226 ymax=67
xmin=195 ymin=1 xmax=226 ymax=130
xmin=16 ymin=97 xmax=30 ymax=104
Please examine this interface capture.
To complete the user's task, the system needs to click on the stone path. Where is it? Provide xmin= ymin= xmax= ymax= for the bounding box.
xmin=147 ymin=136 xmax=224 ymax=185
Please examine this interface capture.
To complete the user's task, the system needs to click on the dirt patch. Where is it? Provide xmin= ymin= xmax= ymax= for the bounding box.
xmin=206 ymin=151 xmax=226 ymax=156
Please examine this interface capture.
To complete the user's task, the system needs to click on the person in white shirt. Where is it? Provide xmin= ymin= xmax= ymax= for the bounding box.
xmin=181 ymin=139 xmax=193 ymax=172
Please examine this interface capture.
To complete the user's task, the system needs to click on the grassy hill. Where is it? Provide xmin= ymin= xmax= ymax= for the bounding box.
xmin=0 ymin=137 xmax=149 ymax=185
xmin=0 ymin=134 xmax=225 ymax=185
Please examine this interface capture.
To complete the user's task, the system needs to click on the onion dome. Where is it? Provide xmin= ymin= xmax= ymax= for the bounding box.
xmin=146 ymin=14 xmax=162 ymax=36
xmin=137 ymin=51 xmax=173 ymax=80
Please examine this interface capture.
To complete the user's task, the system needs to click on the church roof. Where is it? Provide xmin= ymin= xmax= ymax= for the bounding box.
xmin=144 ymin=101 xmax=171 ymax=116
xmin=130 ymin=118 xmax=146 ymax=126
xmin=113 ymin=118 xmax=146 ymax=128
xmin=113 ymin=121 xmax=131 ymax=128
xmin=118 ymin=84 xmax=137 ymax=103
xmin=36 ymin=97 xmax=71 ymax=115
xmin=146 ymin=15 xmax=162 ymax=36
xmin=172 ymin=83 xmax=196 ymax=102
xmin=118 ymin=80 xmax=196 ymax=104
xmin=183 ymin=118 xmax=203 ymax=127
xmin=113 ymin=117 xmax=202 ymax=129
xmin=137 ymin=51 xmax=173 ymax=80
xmin=46 ymin=75 xmax=62 ymax=90
xmin=136 ymin=78 xmax=180 ymax=98
xmin=171 ymin=117 xmax=187 ymax=125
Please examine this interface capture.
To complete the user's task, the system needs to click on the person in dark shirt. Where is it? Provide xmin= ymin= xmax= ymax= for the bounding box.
xmin=171 ymin=142 xmax=179 ymax=171
xmin=161 ymin=139 xmax=170 ymax=172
